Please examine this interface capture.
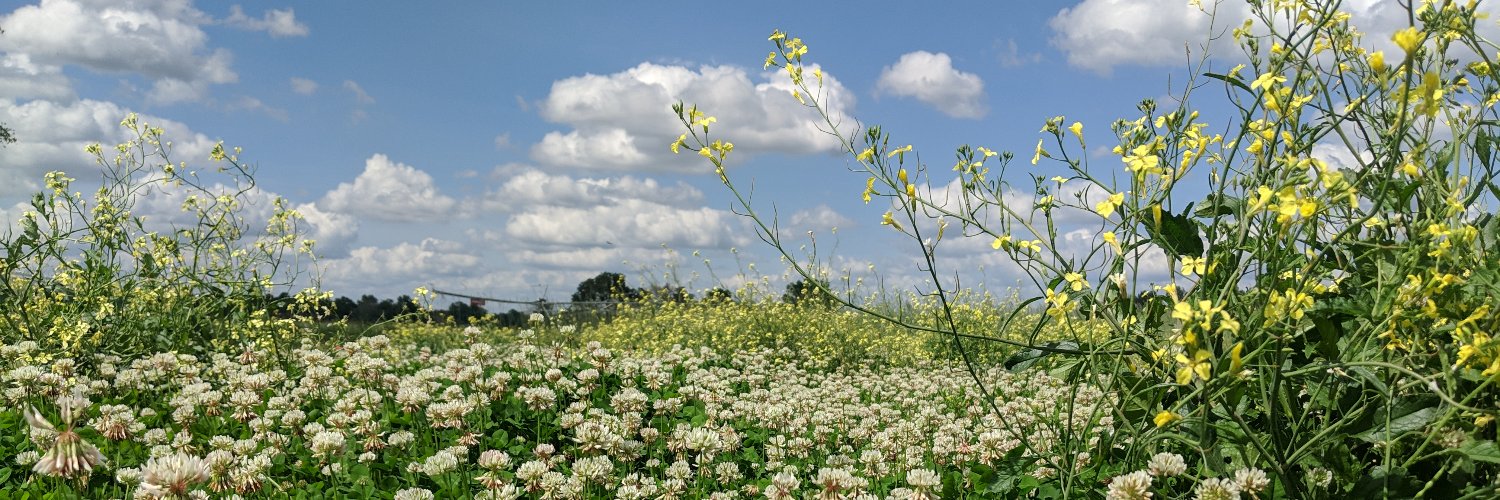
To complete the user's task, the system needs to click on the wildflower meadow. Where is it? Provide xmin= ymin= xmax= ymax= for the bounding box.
xmin=5 ymin=0 xmax=1500 ymax=498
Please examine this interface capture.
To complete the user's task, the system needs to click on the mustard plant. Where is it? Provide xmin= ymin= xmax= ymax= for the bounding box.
xmin=0 ymin=114 xmax=324 ymax=359
xmin=675 ymin=1 xmax=1500 ymax=497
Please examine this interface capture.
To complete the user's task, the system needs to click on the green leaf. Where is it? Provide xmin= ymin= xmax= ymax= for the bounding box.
xmin=1458 ymin=440 xmax=1500 ymax=464
xmin=1204 ymin=71 xmax=1254 ymax=94
xmin=1356 ymin=407 xmax=1438 ymax=443
xmin=1194 ymin=193 xmax=1240 ymax=218
xmin=1147 ymin=207 xmax=1204 ymax=257
xmin=1477 ymin=129 xmax=1492 ymax=168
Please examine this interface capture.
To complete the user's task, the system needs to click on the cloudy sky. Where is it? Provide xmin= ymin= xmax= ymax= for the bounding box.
xmin=0 ymin=0 xmax=1434 ymax=304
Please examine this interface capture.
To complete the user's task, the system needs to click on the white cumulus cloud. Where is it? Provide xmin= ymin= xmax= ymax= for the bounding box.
xmin=289 ymin=77 xmax=318 ymax=95
xmin=223 ymin=5 xmax=308 ymax=38
xmin=0 ymin=0 xmax=238 ymax=104
xmin=530 ymin=62 xmax=855 ymax=173
xmin=482 ymin=167 xmax=703 ymax=211
xmin=0 ymin=98 xmax=218 ymax=202
xmin=789 ymin=204 xmax=854 ymax=233
xmin=320 ymin=154 xmax=458 ymax=223
xmin=321 ymin=238 xmax=485 ymax=294
xmin=875 ymin=51 xmax=988 ymax=119
xmin=505 ymin=198 xmax=745 ymax=250
xmin=1047 ymin=0 xmax=1500 ymax=75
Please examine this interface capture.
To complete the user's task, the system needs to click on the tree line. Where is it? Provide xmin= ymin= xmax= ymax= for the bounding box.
xmin=266 ymin=272 xmax=838 ymax=326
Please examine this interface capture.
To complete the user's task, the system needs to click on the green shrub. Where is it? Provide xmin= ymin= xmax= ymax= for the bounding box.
xmin=0 ymin=114 xmax=323 ymax=359
xmin=677 ymin=1 xmax=1500 ymax=497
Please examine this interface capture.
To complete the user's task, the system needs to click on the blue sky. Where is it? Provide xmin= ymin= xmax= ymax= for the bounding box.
xmin=0 ymin=0 xmax=1437 ymax=303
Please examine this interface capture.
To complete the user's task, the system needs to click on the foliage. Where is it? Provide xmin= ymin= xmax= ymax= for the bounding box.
xmin=0 ymin=115 xmax=322 ymax=360
xmin=579 ymin=290 xmax=1076 ymax=370
xmin=0 ymin=330 xmax=1110 ymax=499
xmin=675 ymin=1 xmax=1500 ymax=497
xmin=571 ymin=272 xmax=639 ymax=303
xmin=781 ymin=277 xmax=838 ymax=309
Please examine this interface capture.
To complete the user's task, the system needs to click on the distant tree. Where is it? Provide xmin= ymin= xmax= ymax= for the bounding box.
xmin=642 ymin=285 xmax=692 ymax=303
xmin=571 ymin=272 xmax=637 ymax=303
xmin=353 ymin=294 xmax=381 ymax=322
xmin=782 ymin=278 xmax=837 ymax=308
xmin=703 ymin=287 xmax=735 ymax=303
xmin=444 ymin=300 xmax=488 ymax=324
xmin=333 ymin=296 xmax=357 ymax=319
xmin=497 ymin=309 xmax=526 ymax=327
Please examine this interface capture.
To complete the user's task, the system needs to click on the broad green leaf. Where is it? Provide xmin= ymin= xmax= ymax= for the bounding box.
xmin=1459 ymin=440 xmax=1500 ymax=464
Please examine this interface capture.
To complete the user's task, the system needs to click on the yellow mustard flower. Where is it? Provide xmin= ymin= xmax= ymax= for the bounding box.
xmin=1155 ymin=410 xmax=1181 ymax=428
xmin=1393 ymin=26 xmax=1424 ymax=55
xmin=1095 ymin=191 xmax=1125 ymax=218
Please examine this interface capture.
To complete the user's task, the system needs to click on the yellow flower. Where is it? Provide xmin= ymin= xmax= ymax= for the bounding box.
xmin=1250 ymin=72 xmax=1286 ymax=91
xmin=669 ymin=134 xmax=687 ymax=154
xmin=1229 ymin=342 xmax=1245 ymax=375
xmin=1154 ymin=410 xmax=1181 ymax=428
xmin=862 ymin=177 xmax=875 ymax=204
xmin=1175 ymin=349 xmax=1213 ymax=384
xmin=1031 ymin=139 xmax=1046 ymax=165
xmin=1393 ymin=26 xmax=1424 ymax=55
xmin=1095 ymin=192 xmax=1125 ymax=218
xmin=991 ymin=235 xmax=1012 ymax=250
xmin=1068 ymin=122 xmax=1084 ymax=143
xmin=1064 ymin=272 xmax=1088 ymax=292
xmin=856 ymin=147 xmax=875 ymax=163
xmin=1369 ymin=50 xmax=1386 ymax=73
xmin=1180 ymin=256 xmax=1207 ymax=276
xmin=1102 ymin=231 xmax=1121 ymax=253
xmin=1122 ymin=144 xmax=1160 ymax=174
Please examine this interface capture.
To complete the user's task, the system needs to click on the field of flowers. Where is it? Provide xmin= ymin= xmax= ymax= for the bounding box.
xmin=1 ymin=322 xmax=1164 ymax=499
xmin=8 ymin=0 xmax=1500 ymax=498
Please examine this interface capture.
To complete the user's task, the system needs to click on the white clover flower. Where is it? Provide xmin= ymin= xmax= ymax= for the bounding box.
xmin=387 ymin=430 xmax=416 ymax=448
xmin=138 ymin=452 xmax=209 ymax=499
xmin=1193 ymin=477 xmax=1241 ymax=500
xmin=1234 ymin=468 xmax=1270 ymax=493
xmin=419 ymin=450 xmax=460 ymax=477
xmin=308 ymin=430 xmax=346 ymax=459
xmin=1146 ymin=452 xmax=1187 ymax=477
xmin=1106 ymin=470 xmax=1153 ymax=500
xmin=393 ymin=487 xmax=435 ymax=500
xmin=14 ymin=450 xmax=40 ymax=465
xmin=478 ymin=449 xmax=511 ymax=470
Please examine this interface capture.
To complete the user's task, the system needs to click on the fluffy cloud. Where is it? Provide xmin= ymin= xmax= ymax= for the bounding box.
xmin=0 ymin=0 xmax=238 ymax=103
xmin=320 ymin=154 xmax=458 ymax=223
xmin=343 ymin=80 xmax=374 ymax=104
xmin=1049 ymin=1 xmax=1500 ymax=75
xmin=506 ymin=198 xmax=745 ymax=249
xmin=486 ymin=168 xmax=744 ymax=251
xmin=0 ymin=98 xmax=218 ymax=201
xmin=1049 ymin=0 xmax=1228 ymax=75
xmin=0 ymin=53 xmax=73 ymax=101
xmin=482 ymin=168 xmax=702 ymax=211
xmin=293 ymin=202 xmax=359 ymax=258
xmin=223 ymin=5 xmax=308 ymax=38
xmin=875 ymin=51 xmax=988 ymax=119
xmin=289 ymin=77 xmax=318 ymax=95
xmin=530 ymin=62 xmax=855 ymax=173
xmin=321 ymin=238 xmax=485 ymax=294
xmin=789 ymin=205 xmax=854 ymax=233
